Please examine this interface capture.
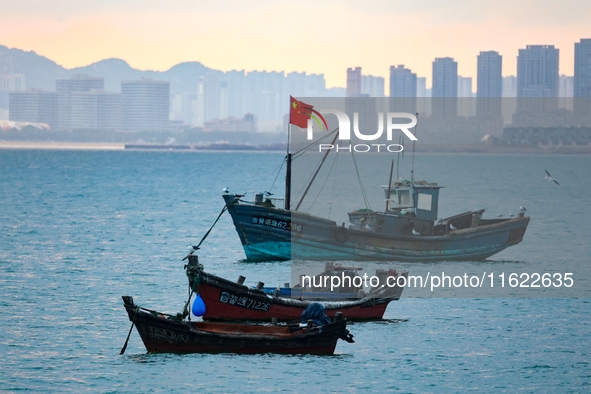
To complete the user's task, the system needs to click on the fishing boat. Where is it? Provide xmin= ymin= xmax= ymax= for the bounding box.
xmin=222 ymin=97 xmax=529 ymax=261
xmin=122 ymin=296 xmax=352 ymax=355
xmin=185 ymin=255 xmax=406 ymax=322
xmin=223 ymin=177 xmax=529 ymax=262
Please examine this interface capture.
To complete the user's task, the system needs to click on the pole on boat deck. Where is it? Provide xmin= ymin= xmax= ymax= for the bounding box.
xmin=386 ymin=159 xmax=394 ymax=211
xmin=285 ymin=153 xmax=292 ymax=210
xmin=411 ymin=112 xmax=418 ymax=184
xmin=285 ymin=123 xmax=291 ymax=210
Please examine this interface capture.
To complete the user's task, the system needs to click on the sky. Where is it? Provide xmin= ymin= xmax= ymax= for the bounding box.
xmin=1 ymin=0 xmax=590 ymax=89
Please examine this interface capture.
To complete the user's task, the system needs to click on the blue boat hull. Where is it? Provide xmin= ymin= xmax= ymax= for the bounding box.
xmin=223 ymin=194 xmax=530 ymax=262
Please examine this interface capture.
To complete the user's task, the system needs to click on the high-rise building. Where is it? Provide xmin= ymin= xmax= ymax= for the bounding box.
xmin=502 ymin=76 xmax=517 ymax=97
xmin=477 ymin=51 xmax=502 ymax=97
xmin=559 ymin=75 xmax=574 ymax=97
xmin=457 ymin=76 xmax=473 ymax=97
xmin=574 ymin=38 xmax=591 ymax=97
xmin=516 ymin=45 xmax=559 ymax=97
xmin=121 ymin=79 xmax=170 ymax=131
xmin=70 ymin=91 xmax=121 ymax=130
xmin=416 ymin=77 xmax=427 ymax=97
xmin=389 ymin=65 xmax=417 ymax=97
xmin=9 ymin=90 xmax=58 ymax=128
xmin=432 ymin=57 xmax=458 ymax=97
xmin=457 ymin=76 xmax=475 ymax=117
xmin=56 ymin=74 xmax=104 ymax=129
xmin=0 ymin=74 xmax=26 ymax=91
xmin=361 ymin=75 xmax=384 ymax=97
xmin=225 ymin=70 xmax=246 ymax=119
xmin=432 ymin=58 xmax=458 ymax=118
xmin=346 ymin=67 xmax=362 ymax=97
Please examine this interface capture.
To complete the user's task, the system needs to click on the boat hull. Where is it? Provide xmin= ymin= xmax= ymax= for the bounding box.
xmin=122 ymin=296 xmax=347 ymax=355
xmin=223 ymin=194 xmax=530 ymax=262
xmin=197 ymin=270 xmax=400 ymax=322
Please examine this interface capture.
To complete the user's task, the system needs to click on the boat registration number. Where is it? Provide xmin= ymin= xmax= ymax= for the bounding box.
xmin=251 ymin=216 xmax=302 ymax=232
xmin=219 ymin=291 xmax=270 ymax=312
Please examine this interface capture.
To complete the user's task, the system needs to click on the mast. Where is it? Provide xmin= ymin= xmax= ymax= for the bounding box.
xmin=411 ymin=112 xmax=418 ymax=184
xmin=385 ymin=159 xmax=394 ymax=211
xmin=285 ymin=124 xmax=291 ymax=210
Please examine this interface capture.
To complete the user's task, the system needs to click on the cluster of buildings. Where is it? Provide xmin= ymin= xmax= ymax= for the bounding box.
xmin=4 ymin=76 xmax=170 ymax=132
xmin=1 ymin=38 xmax=590 ymax=138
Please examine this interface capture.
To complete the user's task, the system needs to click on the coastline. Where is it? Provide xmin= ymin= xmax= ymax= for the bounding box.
xmin=0 ymin=141 xmax=125 ymax=150
xmin=1 ymin=140 xmax=590 ymax=154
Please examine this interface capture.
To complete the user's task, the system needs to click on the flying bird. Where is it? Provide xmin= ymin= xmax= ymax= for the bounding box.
xmin=450 ymin=223 xmax=458 ymax=231
xmin=544 ymin=170 xmax=560 ymax=185
xmin=520 ymin=206 xmax=527 ymax=212
xmin=412 ymin=229 xmax=421 ymax=236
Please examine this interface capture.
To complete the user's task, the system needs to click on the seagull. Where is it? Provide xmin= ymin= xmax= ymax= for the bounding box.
xmin=223 ymin=187 xmax=229 ymax=193
xmin=520 ymin=206 xmax=527 ymax=212
xmin=544 ymin=170 xmax=560 ymax=186
xmin=497 ymin=213 xmax=504 ymax=218
xmin=509 ymin=212 xmax=514 ymax=217
xmin=450 ymin=223 xmax=458 ymax=231
xmin=412 ymin=229 xmax=421 ymax=236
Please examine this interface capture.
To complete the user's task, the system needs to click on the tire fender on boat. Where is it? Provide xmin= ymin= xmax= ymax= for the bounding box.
xmin=333 ymin=226 xmax=349 ymax=243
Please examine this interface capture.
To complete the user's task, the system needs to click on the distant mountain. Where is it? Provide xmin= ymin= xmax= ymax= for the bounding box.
xmin=69 ymin=59 xmax=209 ymax=93
xmin=0 ymin=44 xmax=211 ymax=94
xmin=0 ymin=45 xmax=67 ymax=90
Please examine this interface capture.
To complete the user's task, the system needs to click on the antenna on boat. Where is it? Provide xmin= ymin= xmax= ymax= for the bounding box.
xmin=411 ymin=112 xmax=418 ymax=184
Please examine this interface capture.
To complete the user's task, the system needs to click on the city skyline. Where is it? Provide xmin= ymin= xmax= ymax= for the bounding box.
xmin=1 ymin=0 xmax=589 ymax=88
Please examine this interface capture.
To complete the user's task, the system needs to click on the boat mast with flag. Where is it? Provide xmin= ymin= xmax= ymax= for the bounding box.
xmin=222 ymin=97 xmax=530 ymax=261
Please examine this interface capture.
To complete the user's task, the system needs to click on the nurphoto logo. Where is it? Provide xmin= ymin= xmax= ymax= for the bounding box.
xmin=289 ymin=97 xmax=418 ymax=153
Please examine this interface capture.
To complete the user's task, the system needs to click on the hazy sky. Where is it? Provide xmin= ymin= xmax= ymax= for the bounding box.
xmin=2 ymin=0 xmax=590 ymax=88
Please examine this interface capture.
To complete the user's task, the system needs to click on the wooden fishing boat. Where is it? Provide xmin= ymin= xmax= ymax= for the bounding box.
xmin=222 ymin=98 xmax=529 ymax=262
xmin=223 ymin=180 xmax=529 ymax=262
xmin=122 ymin=296 xmax=352 ymax=355
xmin=185 ymin=255 xmax=406 ymax=322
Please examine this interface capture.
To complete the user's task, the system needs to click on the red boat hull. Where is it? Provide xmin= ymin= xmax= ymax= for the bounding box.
xmin=197 ymin=271 xmax=395 ymax=322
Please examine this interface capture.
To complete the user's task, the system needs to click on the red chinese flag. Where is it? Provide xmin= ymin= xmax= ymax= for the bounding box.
xmin=289 ymin=96 xmax=313 ymax=128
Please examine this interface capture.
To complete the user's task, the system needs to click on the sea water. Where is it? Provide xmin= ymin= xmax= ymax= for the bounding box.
xmin=0 ymin=149 xmax=589 ymax=392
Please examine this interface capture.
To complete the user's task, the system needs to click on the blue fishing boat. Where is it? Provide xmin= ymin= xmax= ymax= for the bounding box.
xmin=223 ymin=98 xmax=529 ymax=262
xmin=223 ymin=178 xmax=529 ymax=261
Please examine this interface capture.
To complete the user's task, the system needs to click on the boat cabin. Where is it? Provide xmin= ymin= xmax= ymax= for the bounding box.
xmin=382 ymin=181 xmax=442 ymax=221
xmin=349 ymin=181 xmax=443 ymax=236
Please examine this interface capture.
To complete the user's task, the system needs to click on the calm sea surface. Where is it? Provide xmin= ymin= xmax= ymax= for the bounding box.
xmin=0 ymin=149 xmax=590 ymax=393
